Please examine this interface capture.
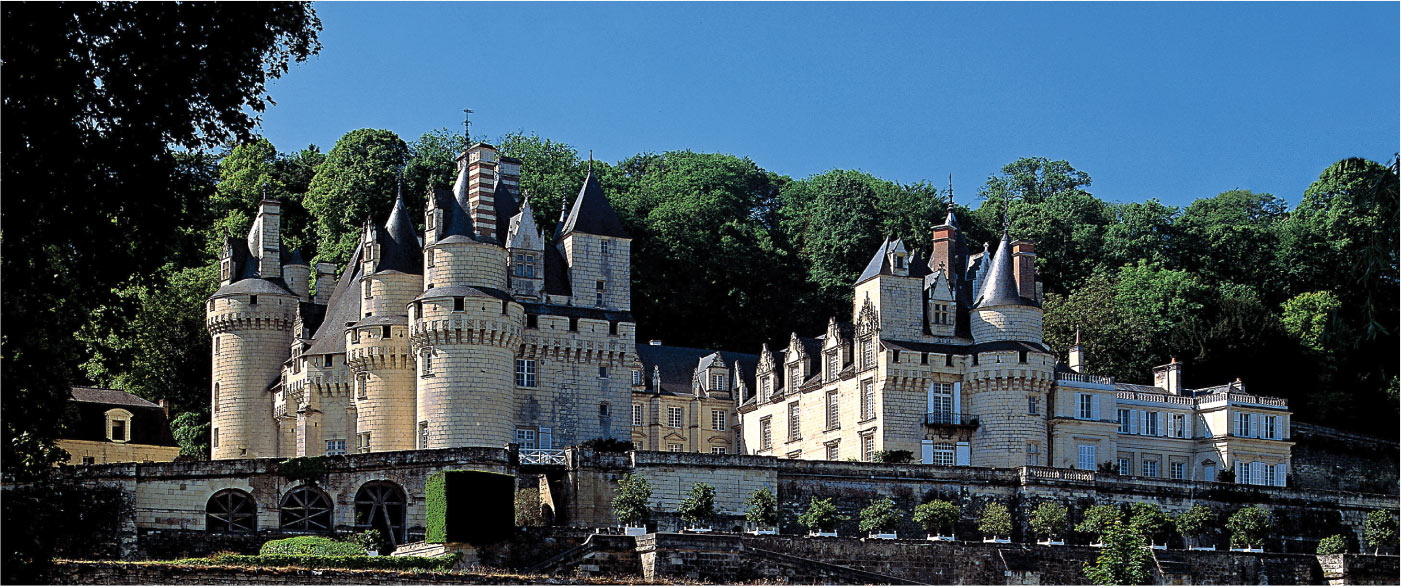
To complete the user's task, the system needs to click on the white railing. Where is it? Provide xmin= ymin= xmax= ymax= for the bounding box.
xmin=1198 ymin=392 xmax=1288 ymax=408
xmin=1055 ymin=372 xmax=1115 ymax=385
xmin=520 ymin=448 xmax=567 ymax=465
xmin=1115 ymin=390 xmax=1195 ymax=406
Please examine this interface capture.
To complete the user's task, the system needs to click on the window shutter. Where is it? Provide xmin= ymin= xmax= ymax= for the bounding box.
xmin=1252 ymin=413 xmax=1261 ymax=438
xmin=1251 ymin=461 xmax=1265 ymax=486
xmin=1274 ymin=463 xmax=1286 ymax=487
xmin=953 ymin=383 xmax=962 ymax=416
xmin=954 ymin=442 xmax=970 ymax=466
xmin=921 ymin=440 xmax=934 ymax=465
xmin=927 ymin=383 xmax=935 ymax=414
xmin=1131 ymin=410 xmax=1140 ymax=434
xmin=539 ymin=427 xmax=553 ymax=449
xmin=1236 ymin=462 xmax=1245 ymax=482
xmin=1091 ymin=395 xmax=1100 ymax=420
xmin=1158 ymin=413 xmax=1167 ymax=437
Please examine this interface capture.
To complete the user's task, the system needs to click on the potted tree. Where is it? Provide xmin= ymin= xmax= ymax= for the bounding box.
xmin=1030 ymin=502 xmax=1068 ymax=545
xmin=612 ymin=473 xmax=652 ymax=536
xmin=744 ymin=488 xmax=779 ymax=535
xmin=1316 ymin=534 xmax=1348 ymax=555
xmin=1364 ymin=509 xmax=1398 ymax=555
xmin=1175 ymin=505 xmax=1216 ymax=550
xmin=798 ymin=497 xmax=845 ymax=537
xmin=1076 ymin=504 xmax=1122 ymax=548
xmin=1129 ymin=502 xmax=1173 ymax=550
xmin=914 ymin=500 xmax=961 ymax=541
xmin=1226 ymin=506 xmax=1270 ymax=552
xmin=979 ymin=502 xmax=1012 ymax=543
xmin=859 ymin=497 xmax=904 ymax=539
xmin=678 ymin=482 xmax=716 ymax=533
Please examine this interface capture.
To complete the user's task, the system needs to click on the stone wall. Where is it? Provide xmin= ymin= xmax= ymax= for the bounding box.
xmin=1289 ymin=422 xmax=1398 ymax=495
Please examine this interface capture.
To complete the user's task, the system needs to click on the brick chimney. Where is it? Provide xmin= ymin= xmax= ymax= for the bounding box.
xmin=466 ymin=143 xmax=499 ymax=242
xmin=1012 ymin=240 xmax=1037 ymax=302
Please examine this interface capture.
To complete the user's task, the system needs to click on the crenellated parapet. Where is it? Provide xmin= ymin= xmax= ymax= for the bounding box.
xmin=409 ymin=315 xmax=522 ymax=351
xmin=206 ymin=307 xmax=296 ymax=334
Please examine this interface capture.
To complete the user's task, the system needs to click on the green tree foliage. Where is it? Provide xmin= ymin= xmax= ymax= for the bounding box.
xmin=405 ymin=128 xmax=471 ymax=197
xmin=1 ymin=2 xmax=320 ymax=480
xmin=872 ymin=449 xmax=915 ymax=464
xmin=1316 ymin=534 xmax=1347 ymax=555
xmin=1176 ymin=189 xmax=1288 ymax=297
xmin=611 ymin=473 xmax=652 ymax=527
xmin=798 ymin=497 xmax=846 ymax=533
xmin=515 ymin=488 xmax=546 ymax=527
xmin=913 ymin=500 xmax=961 ymax=536
xmin=1280 ymin=291 xmax=1343 ymax=354
xmin=304 ymin=128 xmax=409 ymax=266
xmin=1103 ymin=199 xmax=1178 ymax=269
xmin=1128 ymin=502 xmax=1173 ymax=545
xmin=1077 ymin=505 xmax=1124 ymax=542
xmin=1226 ymin=507 xmax=1272 ymax=549
xmin=677 ymin=483 xmax=717 ymax=527
xmin=170 ymin=410 xmax=210 ymax=459
xmin=1029 ymin=502 xmax=1068 ymax=538
xmin=978 ymin=502 xmax=1012 ymax=538
xmin=857 ymin=497 xmax=904 ymax=534
xmin=1082 ymin=519 xmax=1153 ymax=586
xmin=260 ymin=535 xmax=364 ymax=557
xmin=1364 ymin=509 xmax=1399 ymax=554
xmin=498 ymin=132 xmax=590 ymax=234
xmin=744 ymin=488 xmax=779 ymax=529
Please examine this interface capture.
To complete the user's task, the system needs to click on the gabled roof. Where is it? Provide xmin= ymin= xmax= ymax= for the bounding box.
xmin=306 ymin=246 xmax=365 ymax=355
xmin=70 ymin=387 xmax=162 ymax=408
xmin=856 ymin=237 xmax=893 ymax=284
xmin=376 ymin=192 xmax=423 ymax=275
xmin=64 ymin=387 xmax=177 ymax=447
xmin=974 ymin=232 xmax=1036 ymax=308
xmin=560 ymin=170 xmax=629 ymax=239
xmin=507 ymin=197 xmax=544 ymax=251
xmin=284 ymin=247 xmax=308 ymax=266
xmin=635 ymin=344 xmax=758 ymax=396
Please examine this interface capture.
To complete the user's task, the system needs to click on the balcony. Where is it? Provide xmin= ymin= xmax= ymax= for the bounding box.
xmin=924 ymin=412 xmax=980 ymax=428
xmin=519 ymin=448 xmax=567 ymax=466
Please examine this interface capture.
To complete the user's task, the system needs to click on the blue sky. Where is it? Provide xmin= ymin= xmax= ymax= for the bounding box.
xmin=257 ymin=2 xmax=1399 ymax=209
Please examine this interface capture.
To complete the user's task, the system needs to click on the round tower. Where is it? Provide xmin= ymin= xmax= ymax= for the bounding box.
xmin=207 ymin=281 xmax=297 ymax=460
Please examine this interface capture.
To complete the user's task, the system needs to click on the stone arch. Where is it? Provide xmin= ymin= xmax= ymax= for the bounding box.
xmin=206 ymin=488 xmax=257 ymax=533
xmin=279 ymin=484 xmax=334 ymax=533
xmin=354 ymin=480 xmax=407 ymax=546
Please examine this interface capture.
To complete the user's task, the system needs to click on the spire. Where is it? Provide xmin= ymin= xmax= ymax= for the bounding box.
xmin=974 ymin=231 xmax=1035 ymax=308
xmin=560 ymin=168 xmax=629 ymax=239
xmin=440 ymin=158 xmax=475 ymax=239
xmin=377 ymin=186 xmax=423 ymax=274
xmin=552 ymin=197 xmax=569 ymax=242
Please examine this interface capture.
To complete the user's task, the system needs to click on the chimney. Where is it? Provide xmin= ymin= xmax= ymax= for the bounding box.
xmin=158 ymin=399 xmax=169 ymax=421
xmin=467 ymin=143 xmax=499 ymax=242
xmin=313 ymin=263 xmax=337 ymax=305
xmin=250 ymin=199 xmax=282 ymax=280
xmin=931 ymin=226 xmax=957 ymax=280
xmin=1068 ymin=326 xmax=1085 ymax=373
xmin=1012 ymin=240 xmax=1037 ymax=302
xmin=1152 ymin=358 xmax=1184 ymax=395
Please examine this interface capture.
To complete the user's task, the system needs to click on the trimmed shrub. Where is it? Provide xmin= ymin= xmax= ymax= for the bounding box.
xmin=744 ymin=488 xmax=779 ymax=529
xmin=913 ymin=500 xmax=960 ymax=535
xmin=1316 ymin=534 xmax=1347 ymax=555
xmin=857 ymin=497 xmax=904 ymax=534
xmin=798 ymin=497 xmax=846 ymax=533
xmin=1029 ymin=502 xmax=1068 ymax=538
xmin=677 ymin=483 xmax=717 ymax=527
xmin=259 ymin=536 xmax=363 ymax=557
xmin=872 ymin=450 xmax=914 ymax=464
xmin=343 ymin=530 xmax=386 ymax=555
xmin=1128 ymin=502 xmax=1173 ymax=544
xmin=978 ymin=502 xmax=1012 ymax=538
xmin=1365 ymin=509 xmax=1399 ymax=554
xmin=1076 ymin=505 xmax=1123 ymax=542
xmin=1174 ymin=504 xmax=1215 ymax=546
xmin=612 ymin=473 xmax=652 ymax=526
xmin=425 ymin=472 xmax=447 ymax=543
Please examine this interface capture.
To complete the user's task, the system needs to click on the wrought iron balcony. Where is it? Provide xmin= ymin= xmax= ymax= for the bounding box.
xmin=519 ymin=448 xmax=567 ymax=466
xmin=924 ymin=412 xmax=980 ymax=427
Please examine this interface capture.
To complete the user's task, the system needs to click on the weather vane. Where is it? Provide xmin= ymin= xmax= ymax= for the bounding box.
xmin=462 ymin=108 xmax=474 ymax=144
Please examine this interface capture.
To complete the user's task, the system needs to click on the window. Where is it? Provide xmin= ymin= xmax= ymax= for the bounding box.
xmin=632 ymin=369 xmax=642 ymax=386
xmin=358 ymin=432 xmax=372 ymax=453
xmin=220 ymin=262 xmax=230 ymax=281
xmin=427 ymin=249 xmax=435 ymax=268
xmin=421 ymin=351 xmax=433 ymax=378
xmin=213 ymin=383 xmax=221 ymax=413
xmin=826 ymin=390 xmax=840 ymax=430
xmin=350 ymin=328 xmax=360 ymax=344
xmin=569 ymin=317 xmax=579 ymax=331
xmin=789 ymin=364 xmax=801 ymax=392
xmin=760 ymin=417 xmax=773 ymax=450
xmin=1143 ymin=459 xmax=1159 ymax=478
xmin=595 ymin=280 xmax=605 ymax=306
xmin=357 ymin=374 xmax=368 ymax=398
xmin=1170 ymin=461 xmax=1185 ymax=480
xmin=1118 ymin=457 xmax=1132 ymax=475
xmin=1172 ymin=413 xmax=1187 ymax=438
xmin=712 ymin=374 xmax=725 ymax=391
xmin=861 ymin=339 xmax=874 ymax=369
xmin=1263 ymin=462 xmax=1276 ymax=486
xmin=599 ymin=403 xmax=610 ymax=416
xmin=929 ymin=383 xmax=954 ymax=421
xmin=214 ymin=335 xmax=221 ymax=355
xmin=1018 ymin=350 xmax=1028 ymax=364
xmin=1028 ymin=395 xmax=1038 ymax=415
xmin=453 ymin=297 xmax=465 ymax=311
xmin=667 ymin=407 xmax=684 ymax=429
xmin=249 ymin=295 xmax=258 ymax=305
xmin=711 ymin=409 xmax=727 ymax=431
xmin=1077 ymin=393 xmax=1096 ymax=420
xmin=527 ymin=314 xmax=538 ymax=328
xmin=1077 ymin=444 xmax=1096 ymax=471
xmin=599 ymin=366 xmax=608 ymax=378
xmin=894 ymin=255 xmax=905 ymax=269
xmin=931 ymin=442 xmax=955 ymax=466
xmin=364 ymin=280 xmax=372 ymax=299
xmin=710 ymin=447 xmax=727 ymax=455
xmin=104 ymin=409 xmax=132 ymax=443
xmin=82 ymin=456 xmax=96 ymax=465
xmin=788 ymin=402 xmax=801 ymax=441
xmin=601 ymin=240 xmax=612 ymax=256
xmin=632 ymin=404 xmax=644 ymax=426
xmin=1264 ymin=416 xmax=1277 ymax=440
xmin=326 ymin=439 xmax=346 ymax=456
xmin=760 ymin=377 xmax=772 ymax=401
xmin=1118 ymin=409 xmax=1131 ymax=433
xmin=516 ymin=428 xmax=536 ymax=449
xmin=213 ymin=428 xmax=219 ymax=448
xmin=862 ymin=434 xmax=876 ymax=462
xmin=1145 ymin=412 xmax=1160 ymax=436
xmin=381 ymin=325 xmax=391 ymax=339
xmin=1236 ymin=461 xmax=1251 ymax=485
xmin=861 ymin=379 xmax=876 ymax=421
xmin=933 ymin=303 xmax=951 ymax=326
xmin=515 ymin=359 xmax=537 ymax=387
xmin=1236 ymin=412 xmax=1251 ymax=437
xmin=826 ymin=443 xmax=840 ymax=460
xmin=668 ymin=443 xmax=683 ymax=453
xmin=324 ymin=355 xmax=333 ymax=368
xmin=1203 ymin=461 xmax=1217 ymax=482
xmin=1026 ymin=443 xmax=1040 ymax=466
xmin=826 ymin=352 xmax=839 ymax=380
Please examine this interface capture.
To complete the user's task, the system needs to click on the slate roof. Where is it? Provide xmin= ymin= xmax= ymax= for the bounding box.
xmin=284 ymin=248 xmax=308 ymax=266
xmin=879 ymin=338 xmax=1049 ymax=355
xmin=560 ymin=170 xmax=629 ymax=239
xmin=543 ymin=244 xmax=573 ymax=296
xmin=634 ymin=344 xmax=758 ymax=396
xmin=494 ymin=182 xmax=521 ymax=243
xmin=416 ymin=285 xmax=513 ymax=302
xmin=974 ymin=232 xmax=1036 ymax=308
xmin=376 ymin=192 xmax=423 ymax=275
xmin=65 ymin=387 xmax=177 ymax=447
xmin=305 ymin=246 xmax=364 ymax=356
xmin=856 ymin=237 xmax=895 ymax=284
xmin=1115 ymin=382 xmax=1167 ymax=395
xmin=433 ymin=184 xmax=475 ymax=240
xmin=213 ymin=277 xmax=295 ymax=297
xmin=71 ymin=387 xmax=162 ymax=408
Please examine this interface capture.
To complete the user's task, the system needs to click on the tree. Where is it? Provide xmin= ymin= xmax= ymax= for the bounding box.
xmin=611 ymin=473 xmax=652 ymax=527
xmin=515 ymin=488 xmax=546 ymax=527
xmin=1082 ymin=519 xmax=1153 ymax=586
xmin=1176 ymin=189 xmax=1288 ymax=299
xmin=1103 ymin=199 xmax=1178 ymax=269
xmin=978 ymin=502 xmax=1012 ymax=538
xmin=498 ymin=132 xmax=589 ymax=235
xmin=1280 ymin=291 xmax=1343 ymax=354
xmin=677 ymin=483 xmax=717 ymax=528
xmin=980 ymin=157 xmax=1092 ymax=206
xmin=303 ymin=129 xmax=409 ymax=267
xmin=1316 ymin=534 xmax=1347 ymax=555
xmin=857 ymin=497 xmax=904 ymax=535
xmin=1 ymin=2 xmax=321 ymax=481
xmin=872 ymin=450 xmax=915 ymax=464
xmin=1226 ymin=507 xmax=1271 ymax=549
xmin=1364 ymin=509 xmax=1398 ymax=555
xmin=744 ymin=488 xmax=779 ymax=530
xmin=170 ymin=410 xmax=210 ymax=459
xmin=1029 ymin=502 xmax=1068 ymax=539
xmin=1127 ymin=502 xmax=1173 ymax=546
xmin=913 ymin=500 xmax=961 ymax=537
xmin=798 ymin=497 xmax=845 ymax=533
xmin=1077 ymin=505 xmax=1124 ymax=543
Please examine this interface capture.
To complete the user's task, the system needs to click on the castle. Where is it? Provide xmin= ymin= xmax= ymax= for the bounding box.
xmin=208 ymin=145 xmax=1294 ymax=487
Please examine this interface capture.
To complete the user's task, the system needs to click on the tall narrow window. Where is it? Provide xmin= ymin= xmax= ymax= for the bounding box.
xmin=712 ymin=409 xmax=727 ymax=431
xmin=860 ymin=379 xmax=876 ymax=421
xmin=419 ymin=422 xmax=429 ymax=449
xmin=826 ymin=351 xmax=838 ymax=380
xmin=363 ymin=280 xmax=371 ymax=299
xmin=1026 ymin=443 xmax=1040 ymax=466
xmin=600 ymin=240 xmax=611 ymax=256
xmin=789 ymin=364 xmax=801 ymax=392
xmin=761 ymin=377 xmax=772 ymax=401
xmin=515 ymin=359 xmax=537 ymax=387
xmin=667 ymin=407 xmax=684 ymax=428
xmin=826 ymin=390 xmax=840 ymax=430
xmin=1118 ymin=409 xmax=1132 ymax=433
xmin=787 ymin=402 xmax=801 ymax=441
xmin=760 ymin=417 xmax=772 ymax=450
xmin=929 ymin=383 xmax=953 ymax=422
xmin=1027 ymin=395 xmax=1038 ymax=415
xmin=712 ymin=374 xmax=725 ymax=391
xmin=1077 ymin=444 xmax=1096 ymax=471
xmin=861 ymin=339 xmax=874 ymax=369
xmin=381 ymin=325 xmax=391 ymax=339
xmin=862 ymin=434 xmax=876 ymax=462
xmin=826 ymin=442 xmax=840 ymax=461
xmin=213 ymin=383 xmax=221 ymax=413
xmin=632 ymin=404 xmax=644 ymax=426
xmin=632 ymin=369 xmax=642 ymax=386
xmin=214 ymin=336 xmax=221 ymax=355
xmin=595 ymin=280 xmax=605 ymax=306
xmin=1078 ymin=394 xmax=1094 ymax=419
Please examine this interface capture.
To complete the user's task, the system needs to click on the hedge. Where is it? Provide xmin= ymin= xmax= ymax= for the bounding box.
xmin=426 ymin=472 xmax=447 ymax=543
xmin=259 ymin=536 xmax=363 ymax=557
xmin=177 ymin=553 xmax=462 ymax=572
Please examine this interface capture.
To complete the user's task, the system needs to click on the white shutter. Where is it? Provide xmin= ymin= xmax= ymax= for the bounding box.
xmin=1091 ymin=395 xmax=1100 ymax=420
xmin=1251 ymin=414 xmax=1260 ymax=438
xmin=921 ymin=440 xmax=934 ymax=465
xmin=539 ymin=427 xmax=553 ymax=449
xmin=955 ymin=442 xmax=970 ymax=466
xmin=1158 ymin=413 xmax=1166 ymax=437
xmin=953 ymin=383 xmax=962 ymax=416
xmin=1235 ymin=461 xmax=1245 ymax=482
xmin=1251 ymin=462 xmax=1266 ymax=486
xmin=927 ymin=383 xmax=935 ymax=413
xmin=1131 ymin=410 xmax=1140 ymax=435
xmin=1275 ymin=463 xmax=1286 ymax=487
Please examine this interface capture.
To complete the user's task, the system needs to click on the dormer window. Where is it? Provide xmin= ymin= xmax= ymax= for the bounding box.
xmin=860 ymin=338 xmax=875 ymax=370
xmin=249 ymin=295 xmax=258 ymax=305
xmin=632 ymin=369 xmax=642 ymax=386
xmin=789 ymin=364 xmax=801 ymax=392
xmin=894 ymin=255 xmax=905 ymax=269
xmin=220 ymin=260 xmax=231 ymax=281
xmin=105 ymin=409 xmax=133 ymax=443
xmin=826 ymin=351 xmax=839 ymax=381
xmin=712 ymin=374 xmax=725 ymax=391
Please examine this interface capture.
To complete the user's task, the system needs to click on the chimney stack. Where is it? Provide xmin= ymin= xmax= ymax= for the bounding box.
xmin=1068 ymin=326 xmax=1085 ymax=373
xmin=1012 ymin=240 xmax=1037 ymax=302
xmin=313 ymin=262 xmax=337 ymax=305
xmin=249 ymin=199 xmax=282 ymax=280
xmin=466 ymin=143 xmax=499 ymax=242
xmin=1152 ymin=358 xmax=1184 ymax=395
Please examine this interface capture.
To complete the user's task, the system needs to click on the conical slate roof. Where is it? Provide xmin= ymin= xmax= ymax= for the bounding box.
xmin=560 ymin=170 xmax=629 ymax=239
xmin=439 ymin=162 xmax=475 ymax=240
xmin=376 ymin=190 xmax=423 ymax=274
xmin=974 ymin=232 xmax=1035 ymax=308
xmin=494 ymin=180 xmax=520 ymax=243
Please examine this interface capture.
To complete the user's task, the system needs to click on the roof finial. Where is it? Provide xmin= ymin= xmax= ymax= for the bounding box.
xmin=1074 ymin=325 xmax=1081 ymax=345
xmin=589 ymin=149 xmax=594 ymax=172
xmin=948 ymin=173 xmax=954 ymax=206
xmin=462 ymin=107 xmax=474 ymax=145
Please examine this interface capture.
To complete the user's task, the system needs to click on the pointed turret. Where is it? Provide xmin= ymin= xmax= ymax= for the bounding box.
xmin=560 ymin=170 xmax=629 ymax=239
xmin=856 ymin=237 xmax=893 ymax=284
xmin=376 ymin=186 xmax=423 ymax=275
xmin=507 ymin=196 xmax=544 ymax=251
xmin=974 ymin=232 xmax=1034 ymax=308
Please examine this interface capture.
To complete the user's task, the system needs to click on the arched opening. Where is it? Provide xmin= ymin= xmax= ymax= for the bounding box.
xmin=354 ymin=481 xmax=406 ymax=546
xmin=279 ymin=485 xmax=333 ymax=532
xmin=206 ymin=489 xmax=257 ymax=533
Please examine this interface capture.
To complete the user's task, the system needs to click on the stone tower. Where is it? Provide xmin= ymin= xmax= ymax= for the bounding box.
xmin=207 ymin=198 xmax=298 ymax=459
xmin=559 ymin=169 xmax=631 ymax=311
xmin=346 ymin=190 xmax=422 ymax=453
